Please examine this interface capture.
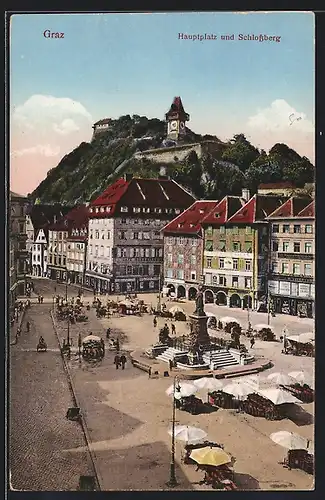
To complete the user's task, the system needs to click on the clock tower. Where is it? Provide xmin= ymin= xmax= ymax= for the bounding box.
xmin=165 ymin=96 xmax=190 ymax=142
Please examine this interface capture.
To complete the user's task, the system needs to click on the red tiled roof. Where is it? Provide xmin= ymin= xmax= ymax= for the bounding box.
xmin=267 ymin=197 xmax=312 ymax=219
xmin=258 ymin=182 xmax=294 ymax=189
xmin=228 ymin=195 xmax=288 ymax=224
xmin=200 ymin=196 xmax=245 ymax=225
xmin=90 ymin=178 xmax=195 ymax=218
xmin=297 ymin=200 xmax=314 ymax=218
xmin=162 ymin=200 xmax=219 ymax=235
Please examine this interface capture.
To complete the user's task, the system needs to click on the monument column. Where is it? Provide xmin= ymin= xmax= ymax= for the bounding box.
xmin=188 ymin=286 xmax=210 ymax=353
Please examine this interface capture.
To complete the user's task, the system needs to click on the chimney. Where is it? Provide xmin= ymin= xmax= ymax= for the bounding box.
xmin=242 ymin=188 xmax=250 ymax=202
xmin=124 ymin=173 xmax=133 ymax=182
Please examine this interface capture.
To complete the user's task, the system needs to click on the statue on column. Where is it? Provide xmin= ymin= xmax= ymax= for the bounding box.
xmin=194 ymin=286 xmax=205 ymax=316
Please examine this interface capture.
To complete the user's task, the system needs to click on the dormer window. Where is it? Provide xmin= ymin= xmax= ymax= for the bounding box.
xmin=215 ymin=212 xmax=220 ymax=218
xmin=133 ymin=207 xmax=141 ymax=213
xmin=189 ymin=223 xmax=195 ymax=228
xmin=100 ymin=207 xmax=105 ymax=213
xmin=199 ymin=209 xmax=204 ymax=214
xmin=175 ymin=209 xmax=181 ymax=214
xmin=121 ymin=206 xmax=128 ymax=212
xmin=89 ymin=208 xmax=93 ymax=213
xmin=106 ymin=206 xmax=111 ymax=212
xmin=95 ymin=207 xmax=99 ymax=213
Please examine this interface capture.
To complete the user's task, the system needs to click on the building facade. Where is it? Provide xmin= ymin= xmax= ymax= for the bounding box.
xmin=267 ymin=198 xmax=314 ymax=318
xmin=9 ymin=192 xmax=29 ymax=312
xmin=84 ymin=177 xmax=195 ymax=293
xmin=201 ymin=193 xmax=287 ymax=310
xmin=66 ymin=205 xmax=89 ymax=285
xmin=162 ymin=200 xmax=219 ymax=300
xmin=47 ymin=220 xmax=69 ymax=281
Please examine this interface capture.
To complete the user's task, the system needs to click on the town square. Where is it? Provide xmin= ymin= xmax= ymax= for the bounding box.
xmin=8 ymin=11 xmax=314 ymax=492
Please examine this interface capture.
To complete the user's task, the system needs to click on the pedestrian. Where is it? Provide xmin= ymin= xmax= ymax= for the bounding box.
xmin=114 ymin=353 xmax=121 ymax=369
xmin=115 ymin=338 xmax=120 ymax=351
xmin=153 ymin=317 xmax=157 ymax=328
xmin=26 ymin=321 xmax=30 ymax=332
xmin=250 ymin=337 xmax=255 ymax=349
xmin=106 ymin=328 xmax=111 ymax=339
xmin=120 ymin=353 xmax=127 ymax=370
xmin=171 ymin=324 xmax=176 ymax=336
xmin=41 ymin=296 xmax=44 ymax=304
xmin=148 ymin=366 xmax=152 ymax=378
xmin=169 ymin=359 xmax=173 ymax=371
xmin=17 ymin=326 xmax=21 ymax=337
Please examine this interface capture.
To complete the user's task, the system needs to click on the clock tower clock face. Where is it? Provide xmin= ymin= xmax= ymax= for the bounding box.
xmin=170 ymin=120 xmax=178 ymax=131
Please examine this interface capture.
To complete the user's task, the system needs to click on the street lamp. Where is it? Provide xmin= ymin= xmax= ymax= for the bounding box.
xmin=166 ymin=376 xmax=180 ymax=488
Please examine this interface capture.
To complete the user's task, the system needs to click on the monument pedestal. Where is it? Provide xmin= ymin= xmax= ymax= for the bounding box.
xmin=188 ymin=313 xmax=210 ymax=352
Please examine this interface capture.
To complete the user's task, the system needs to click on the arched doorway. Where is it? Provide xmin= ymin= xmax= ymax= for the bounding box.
xmin=230 ymin=294 xmax=241 ymax=308
xmin=177 ymin=285 xmax=186 ymax=298
xmin=188 ymin=287 xmax=198 ymax=300
xmin=243 ymin=295 xmax=253 ymax=309
xmin=216 ymin=291 xmax=227 ymax=306
xmin=204 ymin=290 xmax=214 ymax=304
xmin=166 ymin=284 xmax=175 ymax=296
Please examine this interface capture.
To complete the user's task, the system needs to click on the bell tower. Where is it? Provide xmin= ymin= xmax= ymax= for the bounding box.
xmin=165 ymin=96 xmax=190 ymax=142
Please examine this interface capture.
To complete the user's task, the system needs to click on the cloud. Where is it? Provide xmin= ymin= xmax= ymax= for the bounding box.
xmin=247 ymin=99 xmax=314 ymax=133
xmin=11 ymin=144 xmax=61 ymax=158
xmin=53 ymin=118 xmax=80 ymax=135
xmin=12 ymin=94 xmax=93 ymax=134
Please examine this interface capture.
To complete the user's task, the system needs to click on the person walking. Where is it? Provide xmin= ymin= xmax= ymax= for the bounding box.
xmin=106 ymin=328 xmax=111 ymax=339
xmin=250 ymin=337 xmax=255 ymax=349
xmin=169 ymin=359 xmax=173 ymax=372
xmin=17 ymin=326 xmax=21 ymax=337
xmin=115 ymin=338 xmax=120 ymax=351
xmin=26 ymin=321 xmax=30 ymax=332
xmin=114 ymin=353 xmax=121 ymax=370
xmin=171 ymin=323 xmax=176 ymax=336
xmin=41 ymin=296 xmax=44 ymax=304
xmin=120 ymin=353 xmax=127 ymax=370
xmin=153 ymin=317 xmax=157 ymax=328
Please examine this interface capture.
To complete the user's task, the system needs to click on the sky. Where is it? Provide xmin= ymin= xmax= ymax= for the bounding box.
xmin=9 ymin=11 xmax=315 ymax=195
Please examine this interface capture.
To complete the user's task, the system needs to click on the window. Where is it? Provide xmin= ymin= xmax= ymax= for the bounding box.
xmin=121 ymin=206 xmax=128 ymax=212
xmin=177 ymin=269 xmax=184 ymax=280
xmin=219 ymin=275 xmax=226 ymax=286
xmin=178 ymin=254 xmax=184 ymax=264
xmin=191 ymin=239 xmax=196 ymax=246
xmin=95 ymin=231 xmax=99 ymax=239
xmin=233 ymin=242 xmax=241 ymax=252
xmin=281 ymin=262 xmax=289 ymax=273
xmin=272 ymin=241 xmax=279 ymax=252
xmin=232 ymin=226 xmax=239 ymax=235
xmin=207 ymin=257 xmax=212 ymax=268
xmin=167 ymin=253 xmax=172 ymax=263
xmin=233 ymin=259 xmax=238 ymax=270
xmin=282 ymin=242 xmax=289 ymax=252
xmin=293 ymin=263 xmax=300 ymax=275
xmin=232 ymin=276 xmax=239 ymax=287
xmin=133 ymin=207 xmax=141 ymax=213
xmin=272 ymin=224 xmax=279 ymax=233
xmin=206 ymin=226 xmax=213 ymax=235
xmin=220 ymin=226 xmax=225 ymax=234
xmin=191 ymin=271 xmax=196 ymax=280
xmin=305 ymin=242 xmax=312 ymax=253
xmin=205 ymin=240 xmax=213 ymax=251
xmin=219 ymin=240 xmax=226 ymax=251
xmin=89 ymin=231 xmax=93 ymax=239
xmin=191 ymin=254 xmax=196 ymax=265
xmin=293 ymin=225 xmax=301 ymax=233
xmin=304 ymin=263 xmax=312 ymax=276
xmin=179 ymin=237 xmax=185 ymax=245
xmin=132 ymin=232 xmax=138 ymax=240
xmin=305 ymin=224 xmax=313 ymax=234
xmin=168 ymin=237 xmax=173 ymax=245
xmin=129 ymin=248 xmax=135 ymax=258
xmin=167 ymin=269 xmax=173 ymax=278
xmin=245 ymin=241 xmax=252 ymax=252
xmin=151 ymin=248 xmax=155 ymax=258
xmin=143 ymin=232 xmax=150 ymax=240
xmin=245 ymin=260 xmax=251 ymax=271
xmin=121 ymin=218 xmax=127 ymax=224
xmin=271 ymin=261 xmax=278 ymax=273
xmin=245 ymin=226 xmax=252 ymax=234
xmin=219 ymin=258 xmax=224 ymax=269
xmin=107 ymin=231 xmax=111 ymax=239
xmin=282 ymin=224 xmax=290 ymax=233
xmin=294 ymin=242 xmax=300 ymax=253
xmin=244 ymin=277 xmax=251 ymax=289
xmin=100 ymin=246 xmax=104 ymax=256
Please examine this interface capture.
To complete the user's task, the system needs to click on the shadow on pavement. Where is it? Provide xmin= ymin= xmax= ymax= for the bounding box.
xmin=284 ymin=405 xmax=314 ymax=426
xmin=234 ymin=472 xmax=260 ymax=490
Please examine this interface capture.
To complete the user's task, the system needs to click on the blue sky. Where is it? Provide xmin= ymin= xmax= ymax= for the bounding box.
xmin=10 ymin=12 xmax=315 ymax=194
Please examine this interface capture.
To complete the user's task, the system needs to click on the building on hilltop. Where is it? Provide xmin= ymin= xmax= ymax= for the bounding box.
xmin=257 ymin=182 xmax=295 ymax=196
xmin=266 ymin=197 xmax=314 ymax=318
xmin=92 ymin=118 xmax=113 ymax=140
xmin=161 ymin=200 xmax=219 ymax=300
xmin=84 ymin=177 xmax=196 ymax=294
xmin=165 ymin=96 xmax=190 ymax=142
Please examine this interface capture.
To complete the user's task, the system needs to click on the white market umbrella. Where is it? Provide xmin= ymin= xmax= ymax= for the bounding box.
xmin=267 ymin=372 xmax=293 ymax=386
xmin=119 ymin=299 xmax=134 ymax=308
xmin=296 ymin=332 xmax=315 ymax=344
xmin=205 ymin=312 xmax=216 ymax=317
xmin=169 ymin=305 xmax=185 ymax=314
xmin=220 ymin=316 xmax=240 ymax=325
xmin=168 ymin=425 xmax=207 ymax=444
xmin=258 ymin=388 xmax=300 ymax=405
xmin=223 ymin=382 xmax=253 ymax=399
xmin=82 ymin=335 xmax=102 ymax=343
xmin=270 ymin=431 xmax=311 ymax=451
xmin=238 ymin=374 xmax=262 ymax=389
xmin=288 ymin=371 xmax=314 ymax=387
xmin=253 ymin=323 xmax=274 ymax=332
xmin=193 ymin=377 xmax=223 ymax=391
xmin=166 ymin=382 xmax=198 ymax=399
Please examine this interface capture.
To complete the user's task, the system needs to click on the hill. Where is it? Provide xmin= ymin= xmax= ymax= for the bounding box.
xmin=31 ymin=114 xmax=315 ymax=204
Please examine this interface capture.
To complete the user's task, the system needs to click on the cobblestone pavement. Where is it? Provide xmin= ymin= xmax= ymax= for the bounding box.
xmin=9 ymin=304 xmax=94 ymax=491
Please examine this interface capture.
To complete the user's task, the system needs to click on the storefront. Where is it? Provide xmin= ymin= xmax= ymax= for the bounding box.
xmin=268 ymin=279 xmax=314 ymax=318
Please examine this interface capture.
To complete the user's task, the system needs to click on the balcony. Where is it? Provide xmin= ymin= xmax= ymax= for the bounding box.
xmin=277 ymin=252 xmax=314 ymax=260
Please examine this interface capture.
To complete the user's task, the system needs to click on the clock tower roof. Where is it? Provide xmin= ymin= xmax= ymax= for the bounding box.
xmin=165 ymin=96 xmax=190 ymax=122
